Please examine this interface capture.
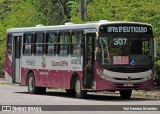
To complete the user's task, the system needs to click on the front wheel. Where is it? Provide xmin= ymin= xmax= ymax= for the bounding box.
xmin=75 ymin=77 xmax=87 ymax=99
xmin=120 ymin=90 xmax=132 ymax=99
xmin=27 ymin=73 xmax=46 ymax=94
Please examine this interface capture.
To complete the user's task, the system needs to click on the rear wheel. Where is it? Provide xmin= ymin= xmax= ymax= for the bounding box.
xmin=120 ymin=90 xmax=132 ymax=99
xmin=27 ymin=73 xmax=46 ymax=94
xmin=75 ymin=77 xmax=87 ymax=99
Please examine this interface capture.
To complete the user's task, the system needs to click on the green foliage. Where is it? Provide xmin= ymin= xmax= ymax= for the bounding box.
xmin=87 ymin=0 xmax=160 ymax=46
xmin=0 ymin=0 xmax=42 ymax=74
xmin=154 ymin=61 xmax=160 ymax=87
xmin=36 ymin=0 xmax=71 ymax=25
xmin=0 ymin=0 xmax=72 ymax=74
xmin=67 ymin=0 xmax=83 ymax=23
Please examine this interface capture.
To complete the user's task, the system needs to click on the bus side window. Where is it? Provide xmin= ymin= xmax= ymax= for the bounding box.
xmin=58 ymin=32 xmax=70 ymax=56
xmin=34 ymin=33 xmax=44 ymax=55
xmin=23 ymin=33 xmax=33 ymax=55
xmin=45 ymin=32 xmax=57 ymax=55
xmin=7 ymin=34 xmax=12 ymax=55
xmin=71 ymin=31 xmax=82 ymax=56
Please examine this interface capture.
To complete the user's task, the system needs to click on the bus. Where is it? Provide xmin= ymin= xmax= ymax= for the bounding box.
xmin=5 ymin=20 xmax=155 ymax=99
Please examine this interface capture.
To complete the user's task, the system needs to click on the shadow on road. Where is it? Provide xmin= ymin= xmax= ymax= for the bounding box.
xmin=14 ymin=91 xmax=159 ymax=102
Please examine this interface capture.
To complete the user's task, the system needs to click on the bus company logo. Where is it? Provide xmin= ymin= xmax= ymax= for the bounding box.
xmin=127 ymin=76 xmax=131 ymax=81
xmin=51 ymin=61 xmax=68 ymax=67
xmin=1 ymin=106 xmax=42 ymax=112
xmin=42 ymin=57 xmax=46 ymax=68
xmin=2 ymin=106 xmax=11 ymax=111
xmin=71 ymin=57 xmax=82 ymax=65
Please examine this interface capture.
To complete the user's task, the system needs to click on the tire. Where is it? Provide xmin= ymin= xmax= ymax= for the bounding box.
xmin=120 ymin=90 xmax=132 ymax=99
xmin=27 ymin=73 xmax=46 ymax=94
xmin=75 ymin=76 xmax=87 ymax=99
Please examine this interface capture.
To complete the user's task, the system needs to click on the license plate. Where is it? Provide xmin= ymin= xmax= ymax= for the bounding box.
xmin=124 ymin=84 xmax=133 ymax=87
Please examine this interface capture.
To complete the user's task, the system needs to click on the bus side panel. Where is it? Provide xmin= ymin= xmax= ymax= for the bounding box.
xmin=94 ymin=63 xmax=115 ymax=90
xmin=47 ymin=70 xmax=71 ymax=88
xmin=21 ymin=68 xmax=71 ymax=88
xmin=34 ymin=69 xmax=47 ymax=87
xmin=5 ymin=53 xmax=13 ymax=83
xmin=21 ymin=68 xmax=45 ymax=86
xmin=20 ymin=55 xmax=83 ymax=88
xmin=21 ymin=67 xmax=28 ymax=85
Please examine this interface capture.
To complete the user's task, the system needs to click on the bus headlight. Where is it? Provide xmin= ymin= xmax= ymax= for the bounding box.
xmin=96 ymin=69 xmax=113 ymax=81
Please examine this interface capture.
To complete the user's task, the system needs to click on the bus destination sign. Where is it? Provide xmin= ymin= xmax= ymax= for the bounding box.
xmin=107 ymin=26 xmax=147 ymax=33
xmin=99 ymin=24 xmax=152 ymax=34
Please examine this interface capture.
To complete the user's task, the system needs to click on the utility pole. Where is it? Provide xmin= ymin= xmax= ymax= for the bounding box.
xmin=79 ymin=0 xmax=87 ymax=21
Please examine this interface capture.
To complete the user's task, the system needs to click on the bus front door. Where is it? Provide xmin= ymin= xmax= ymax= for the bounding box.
xmin=83 ymin=33 xmax=95 ymax=89
xmin=12 ymin=34 xmax=22 ymax=83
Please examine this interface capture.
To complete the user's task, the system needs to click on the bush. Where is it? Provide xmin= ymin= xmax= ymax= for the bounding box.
xmin=154 ymin=60 xmax=160 ymax=87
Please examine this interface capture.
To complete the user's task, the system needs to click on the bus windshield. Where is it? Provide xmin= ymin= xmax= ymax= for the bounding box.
xmin=97 ymin=36 xmax=153 ymax=66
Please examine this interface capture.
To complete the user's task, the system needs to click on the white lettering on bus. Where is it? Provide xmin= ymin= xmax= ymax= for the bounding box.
xmin=114 ymin=38 xmax=127 ymax=45
xmin=107 ymin=26 xmax=148 ymax=33
xmin=39 ymin=71 xmax=48 ymax=75
xmin=51 ymin=61 xmax=68 ymax=67
xmin=26 ymin=59 xmax=35 ymax=66
xmin=71 ymin=57 xmax=82 ymax=65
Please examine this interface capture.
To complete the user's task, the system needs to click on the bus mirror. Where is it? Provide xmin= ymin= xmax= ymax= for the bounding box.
xmin=154 ymin=39 xmax=157 ymax=58
xmin=96 ymin=32 xmax=99 ymax=38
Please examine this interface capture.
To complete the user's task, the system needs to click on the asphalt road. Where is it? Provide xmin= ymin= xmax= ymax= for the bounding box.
xmin=0 ymin=79 xmax=160 ymax=114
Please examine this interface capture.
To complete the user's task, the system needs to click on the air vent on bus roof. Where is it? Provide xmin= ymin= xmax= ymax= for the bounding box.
xmin=98 ymin=20 xmax=109 ymax=23
xmin=85 ymin=21 xmax=98 ymax=24
xmin=65 ymin=22 xmax=74 ymax=25
xmin=36 ymin=24 xmax=44 ymax=27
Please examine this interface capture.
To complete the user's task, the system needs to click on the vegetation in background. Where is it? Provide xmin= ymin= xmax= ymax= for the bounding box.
xmin=0 ymin=0 xmax=72 ymax=75
xmin=0 ymin=0 xmax=160 ymax=86
xmin=85 ymin=0 xmax=160 ymax=86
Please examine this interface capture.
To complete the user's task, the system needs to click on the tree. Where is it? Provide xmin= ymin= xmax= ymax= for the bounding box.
xmin=0 ymin=0 xmax=43 ymax=74
xmin=86 ymin=0 xmax=160 ymax=49
xmin=0 ymin=0 xmax=73 ymax=74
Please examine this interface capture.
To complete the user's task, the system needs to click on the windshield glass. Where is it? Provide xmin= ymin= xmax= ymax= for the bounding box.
xmin=97 ymin=36 xmax=153 ymax=66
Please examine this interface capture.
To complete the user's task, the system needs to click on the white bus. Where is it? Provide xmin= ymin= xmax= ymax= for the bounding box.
xmin=5 ymin=20 xmax=155 ymax=99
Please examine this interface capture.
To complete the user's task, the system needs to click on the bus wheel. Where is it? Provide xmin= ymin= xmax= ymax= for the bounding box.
xmin=120 ymin=90 xmax=132 ymax=99
xmin=27 ymin=73 xmax=46 ymax=94
xmin=75 ymin=77 xmax=87 ymax=99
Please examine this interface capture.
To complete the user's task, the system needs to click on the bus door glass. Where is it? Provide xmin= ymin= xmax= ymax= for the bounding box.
xmin=13 ymin=34 xmax=22 ymax=83
xmin=83 ymin=29 xmax=96 ymax=89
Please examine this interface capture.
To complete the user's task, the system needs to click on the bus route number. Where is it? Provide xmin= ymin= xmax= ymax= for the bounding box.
xmin=114 ymin=38 xmax=127 ymax=45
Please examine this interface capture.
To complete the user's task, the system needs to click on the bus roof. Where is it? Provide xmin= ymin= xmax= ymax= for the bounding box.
xmin=7 ymin=20 xmax=152 ymax=33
